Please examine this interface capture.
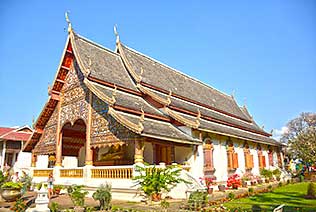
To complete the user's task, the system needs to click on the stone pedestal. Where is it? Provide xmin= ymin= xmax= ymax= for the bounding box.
xmin=27 ymin=185 xmax=50 ymax=212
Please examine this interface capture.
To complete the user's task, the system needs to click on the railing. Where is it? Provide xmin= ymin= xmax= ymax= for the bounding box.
xmin=60 ymin=168 xmax=83 ymax=178
xmin=91 ymin=166 xmax=133 ymax=179
xmin=33 ymin=169 xmax=53 ymax=177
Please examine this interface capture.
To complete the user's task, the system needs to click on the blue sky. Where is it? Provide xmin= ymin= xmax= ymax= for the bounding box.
xmin=0 ymin=0 xmax=315 ymax=137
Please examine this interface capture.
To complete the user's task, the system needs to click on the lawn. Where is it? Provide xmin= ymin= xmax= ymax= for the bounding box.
xmin=223 ymin=182 xmax=316 ymax=211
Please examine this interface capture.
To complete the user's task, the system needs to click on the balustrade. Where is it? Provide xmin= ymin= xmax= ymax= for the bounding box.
xmin=33 ymin=169 xmax=53 ymax=177
xmin=60 ymin=168 xmax=83 ymax=178
xmin=91 ymin=167 xmax=133 ymax=179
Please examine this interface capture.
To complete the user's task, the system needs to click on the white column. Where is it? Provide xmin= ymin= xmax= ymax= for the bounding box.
xmin=1 ymin=141 xmax=6 ymax=171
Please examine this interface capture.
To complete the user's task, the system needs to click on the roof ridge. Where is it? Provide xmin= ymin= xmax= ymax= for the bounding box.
xmin=74 ymin=32 xmax=119 ymax=57
xmin=121 ymin=43 xmax=233 ymax=100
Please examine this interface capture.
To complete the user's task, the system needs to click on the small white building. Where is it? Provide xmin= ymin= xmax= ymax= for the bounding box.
xmin=0 ymin=126 xmax=33 ymax=174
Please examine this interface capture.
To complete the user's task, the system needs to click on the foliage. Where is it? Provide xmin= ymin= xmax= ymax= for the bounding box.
xmin=227 ymin=192 xmax=235 ymax=200
xmin=306 ymin=182 xmax=316 ymax=199
xmin=1 ymin=181 xmax=23 ymax=189
xmin=92 ymin=183 xmax=112 ymax=210
xmin=133 ymin=165 xmax=190 ymax=200
xmin=260 ymin=168 xmax=273 ymax=179
xmin=188 ymin=190 xmax=208 ymax=210
xmin=160 ymin=199 xmax=170 ymax=210
xmin=84 ymin=206 xmax=96 ymax=212
xmin=10 ymin=198 xmax=26 ymax=212
xmin=67 ymin=185 xmax=88 ymax=207
xmin=224 ymin=182 xmax=316 ymax=211
xmin=281 ymin=112 xmax=316 ymax=164
xmin=36 ymin=183 xmax=42 ymax=190
xmin=227 ymin=174 xmax=241 ymax=189
xmin=248 ymin=187 xmax=254 ymax=195
xmin=268 ymin=185 xmax=273 ymax=191
xmin=272 ymin=169 xmax=281 ymax=178
xmin=49 ymin=202 xmax=59 ymax=212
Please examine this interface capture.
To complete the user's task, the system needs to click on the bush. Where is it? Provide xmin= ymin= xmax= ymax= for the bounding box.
xmin=248 ymin=187 xmax=254 ymax=195
xmin=260 ymin=168 xmax=273 ymax=179
xmin=92 ymin=183 xmax=112 ymax=210
xmin=228 ymin=192 xmax=235 ymax=200
xmin=1 ymin=181 xmax=23 ymax=189
xmin=11 ymin=198 xmax=26 ymax=212
xmin=49 ymin=202 xmax=59 ymax=212
xmin=306 ymin=182 xmax=316 ymax=199
xmin=133 ymin=165 xmax=189 ymax=201
xmin=188 ymin=190 xmax=208 ymax=210
xmin=67 ymin=185 xmax=88 ymax=207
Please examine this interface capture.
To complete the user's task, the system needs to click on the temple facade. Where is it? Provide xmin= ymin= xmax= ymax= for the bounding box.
xmin=23 ymin=22 xmax=284 ymax=199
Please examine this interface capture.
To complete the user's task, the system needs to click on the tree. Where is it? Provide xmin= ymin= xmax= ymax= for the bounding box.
xmin=281 ymin=112 xmax=316 ymax=164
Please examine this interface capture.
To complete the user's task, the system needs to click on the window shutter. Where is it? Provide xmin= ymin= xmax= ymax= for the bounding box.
xmin=233 ymin=153 xmax=239 ymax=168
xmin=250 ymin=155 xmax=254 ymax=168
xmin=262 ymin=155 xmax=266 ymax=167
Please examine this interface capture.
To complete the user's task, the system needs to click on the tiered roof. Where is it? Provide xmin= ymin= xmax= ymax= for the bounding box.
xmin=0 ymin=126 xmax=33 ymax=142
xmin=24 ymin=24 xmax=279 ymax=153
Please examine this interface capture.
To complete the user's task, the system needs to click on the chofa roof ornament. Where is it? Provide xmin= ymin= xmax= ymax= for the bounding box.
xmin=65 ymin=11 xmax=72 ymax=33
xmin=114 ymin=24 xmax=120 ymax=44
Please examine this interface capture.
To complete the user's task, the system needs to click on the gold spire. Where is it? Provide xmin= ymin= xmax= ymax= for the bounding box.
xmin=111 ymin=84 xmax=117 ymax=102
xmin=65 ymin=11 xmax=72 ymax=33
xmin=114 ymin=24 xmax=120 ymax=44
xmin=196 ymin=109 xmax=201 ymax=126
xmin=167 ymin=90 xmax=172 ymax=105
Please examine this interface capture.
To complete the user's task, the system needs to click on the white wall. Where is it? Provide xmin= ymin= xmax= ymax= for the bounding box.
xmin=36 ymin=155 xmax=49 ymax=168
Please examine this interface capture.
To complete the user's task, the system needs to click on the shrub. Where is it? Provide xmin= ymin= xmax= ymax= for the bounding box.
xmin=227 ymin=192 xmax=235 ymax=200
xmin=268 ymin=185 xmax=273 ymax=191
xmin=188 ymin=190 xmax=208 ymax=210
xmin=260 ymin=168 xmax=273 ymax=179
xmin=11 ymin=198 xmax=26 ymax=212
xmin=49 ymin=202 xmax=59 ymax=212
xmin=67 ymin=185 xmax=88 ymax=207
xmin=92 ymin=183 xmax=112 ymax=210
xmin=133 ymin=165 xmax=190 ymax=201
xmin=248 ymin=187 xmax=254 ymax=195
xmin=306 ymin=182 xmax=316 ymax=199
xmin=160 ymin=199 xmax=170 ymax=210
xmin=278 ymin=182 xmax=283 ymax=187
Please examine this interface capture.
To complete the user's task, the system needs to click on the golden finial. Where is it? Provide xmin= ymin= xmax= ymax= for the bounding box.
xmin=112 ymin=84 xmax=117 ymax=97
xmin=167 ymin=90 xmax=172 ymax=105
xmin=114 ymin=24 xmax=120 ymax=44
xmin=48 ymin=83 xmax=51 ymax=95
xmin=140 ymin=107 xmax=145 ymax=122
xmin=65 ymin=11 xmax=72 ymax=33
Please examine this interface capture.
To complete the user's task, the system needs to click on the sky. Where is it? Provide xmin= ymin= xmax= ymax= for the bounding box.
xmin=0 ymin=0 xmax=315 ymax=139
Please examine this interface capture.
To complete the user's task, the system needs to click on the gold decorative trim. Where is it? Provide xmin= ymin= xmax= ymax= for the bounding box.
xmin=117 ymin=42 xmax=142 ymax=82
xmin=83 ymin=78 xmax=116 ymax=105
xmin=108 ymin=107 xmax=143 ymax=134
xmin=164 ymin=107 xmax=200 ymax=129
xmin=136 ymin=83 xmax=170 ymax=105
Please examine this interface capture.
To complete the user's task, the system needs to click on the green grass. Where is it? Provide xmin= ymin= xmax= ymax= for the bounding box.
xmin=224 ymin=182 xmax=316 ymax=212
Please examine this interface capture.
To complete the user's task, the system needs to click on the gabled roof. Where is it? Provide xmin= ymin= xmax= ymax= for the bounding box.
xmin=117 ymin=43 xmax=251 ymax=122
xmin=0 ymin=126 xmax=33 ymax=142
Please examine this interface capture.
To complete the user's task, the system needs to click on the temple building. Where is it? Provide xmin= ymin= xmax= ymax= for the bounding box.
xmin=23 ymin=19 xmax=284 ymax=199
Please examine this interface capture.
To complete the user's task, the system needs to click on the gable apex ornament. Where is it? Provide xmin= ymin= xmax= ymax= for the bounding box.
xmin=65 ymin=11 xmax=72 ymax=33
xmin=114 ymin=25 xmax=120 ymax=44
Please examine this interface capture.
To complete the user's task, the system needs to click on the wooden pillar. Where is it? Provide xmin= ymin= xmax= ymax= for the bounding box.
xmin=55 ymin=91 xmax=63 ymax=167
xmin=55 ymin=131 xmax=63 ymax=167
xmin=134 ymin=139 xmax=144 ymax=164
xmin=85 ymin=91 xmax=93 ymax=165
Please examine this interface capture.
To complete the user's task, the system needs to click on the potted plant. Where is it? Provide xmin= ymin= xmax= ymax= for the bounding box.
xmin=227 ymin=174 xmax=241 ymax=189
xmin=92 ymin=183 xmax=112 ymax=210
xmin=260 ymin=168 xmax=273 ymax=183
xmin=67 ymin=185 xmax=88 ymax=212
xmin=1 ymin=181 xmax=23 ymax=201
xmin=203 ymin=177 xmax=215 ymax=194
xmin=53 ymin=184 xmax=64 ymax=195
xmin=133 ymin=165 xmax=189 ymax=202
